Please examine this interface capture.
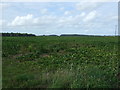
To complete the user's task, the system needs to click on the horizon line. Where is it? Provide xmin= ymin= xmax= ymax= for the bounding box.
xmin=1 ymin=32 xmax=119 ymax=36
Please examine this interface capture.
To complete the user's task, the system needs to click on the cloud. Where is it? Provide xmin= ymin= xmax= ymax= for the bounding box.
xmin=40 ymin=8 xmax=48 ymax=14
xmin=0 ymin=3 xmax=10 ymax=9
xmin=0 ymin=20 xmax=7 ymax=27
xmin=9 ymin=14 xmax=33 ymax=26
xmin=9 ymin=14 xmax=58 ymax=29
xmin=1 ymin=1 xmax=118 ymax=36
xmin=8 ymin=10 xmax=98 ymax=29
xmin=7 ymin=2 xmax=117 ymax=35
xmin=1 ymin=0 xmax=119 ymax=2
xmin=110 ymin=16 xmax=118 ymax=21
xmin=64 ymin=11 xmax=71 ymax=15
xmin=8 ymin=13 xmax=82 ymax=29
xmin=60 ymin=7 xmax=64 ymax=11
xmin=83 ymin=10 xmax=97 ymax=22
xmin=76 ymin=2 xmax=101 ymax=11
xmin=80 ymin=12 xmax=86 ymax=17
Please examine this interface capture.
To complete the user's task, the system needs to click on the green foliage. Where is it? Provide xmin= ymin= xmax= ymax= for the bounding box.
xmin=2 ymin=36 xmax=119 ymax=88
xmin=15 ymin=74 xmax=34 ymax=82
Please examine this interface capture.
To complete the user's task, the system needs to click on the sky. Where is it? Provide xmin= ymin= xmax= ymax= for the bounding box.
xmin=0 ymin=2 xmax=118 ymax=35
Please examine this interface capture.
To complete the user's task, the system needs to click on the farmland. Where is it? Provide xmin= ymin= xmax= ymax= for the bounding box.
xmin=2 ymin=36 xmax=119 ymax=88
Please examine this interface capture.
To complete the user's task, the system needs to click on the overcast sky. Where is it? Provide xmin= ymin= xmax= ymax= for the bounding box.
xmin=0 ymin=2 xmax=118 ymax=35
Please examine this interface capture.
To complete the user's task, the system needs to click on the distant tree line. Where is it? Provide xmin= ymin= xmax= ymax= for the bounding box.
xmin=60 ymin=34 xmax=104 ymax=37
xmin=60 ymin=34 xmax=89 ymax=36
xmin=41 ymin=35 xmax=58 ymax=36
xmin=1 ymin=33 xmax=36 ymax=37
xmin=38 ymin=34 xmax=99 ymax=37
xmin=1 ymin=33 xmax=112 ymax=37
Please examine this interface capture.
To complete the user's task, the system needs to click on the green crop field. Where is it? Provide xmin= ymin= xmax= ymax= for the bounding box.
xmin=2 ymin=36 xmax=119 ymax=88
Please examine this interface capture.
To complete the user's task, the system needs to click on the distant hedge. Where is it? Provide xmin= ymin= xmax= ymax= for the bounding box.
xmin=60 ymin=34 xmax=89 ymax=36
xmin=1 ymin=33 xmax=36 ymax=37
